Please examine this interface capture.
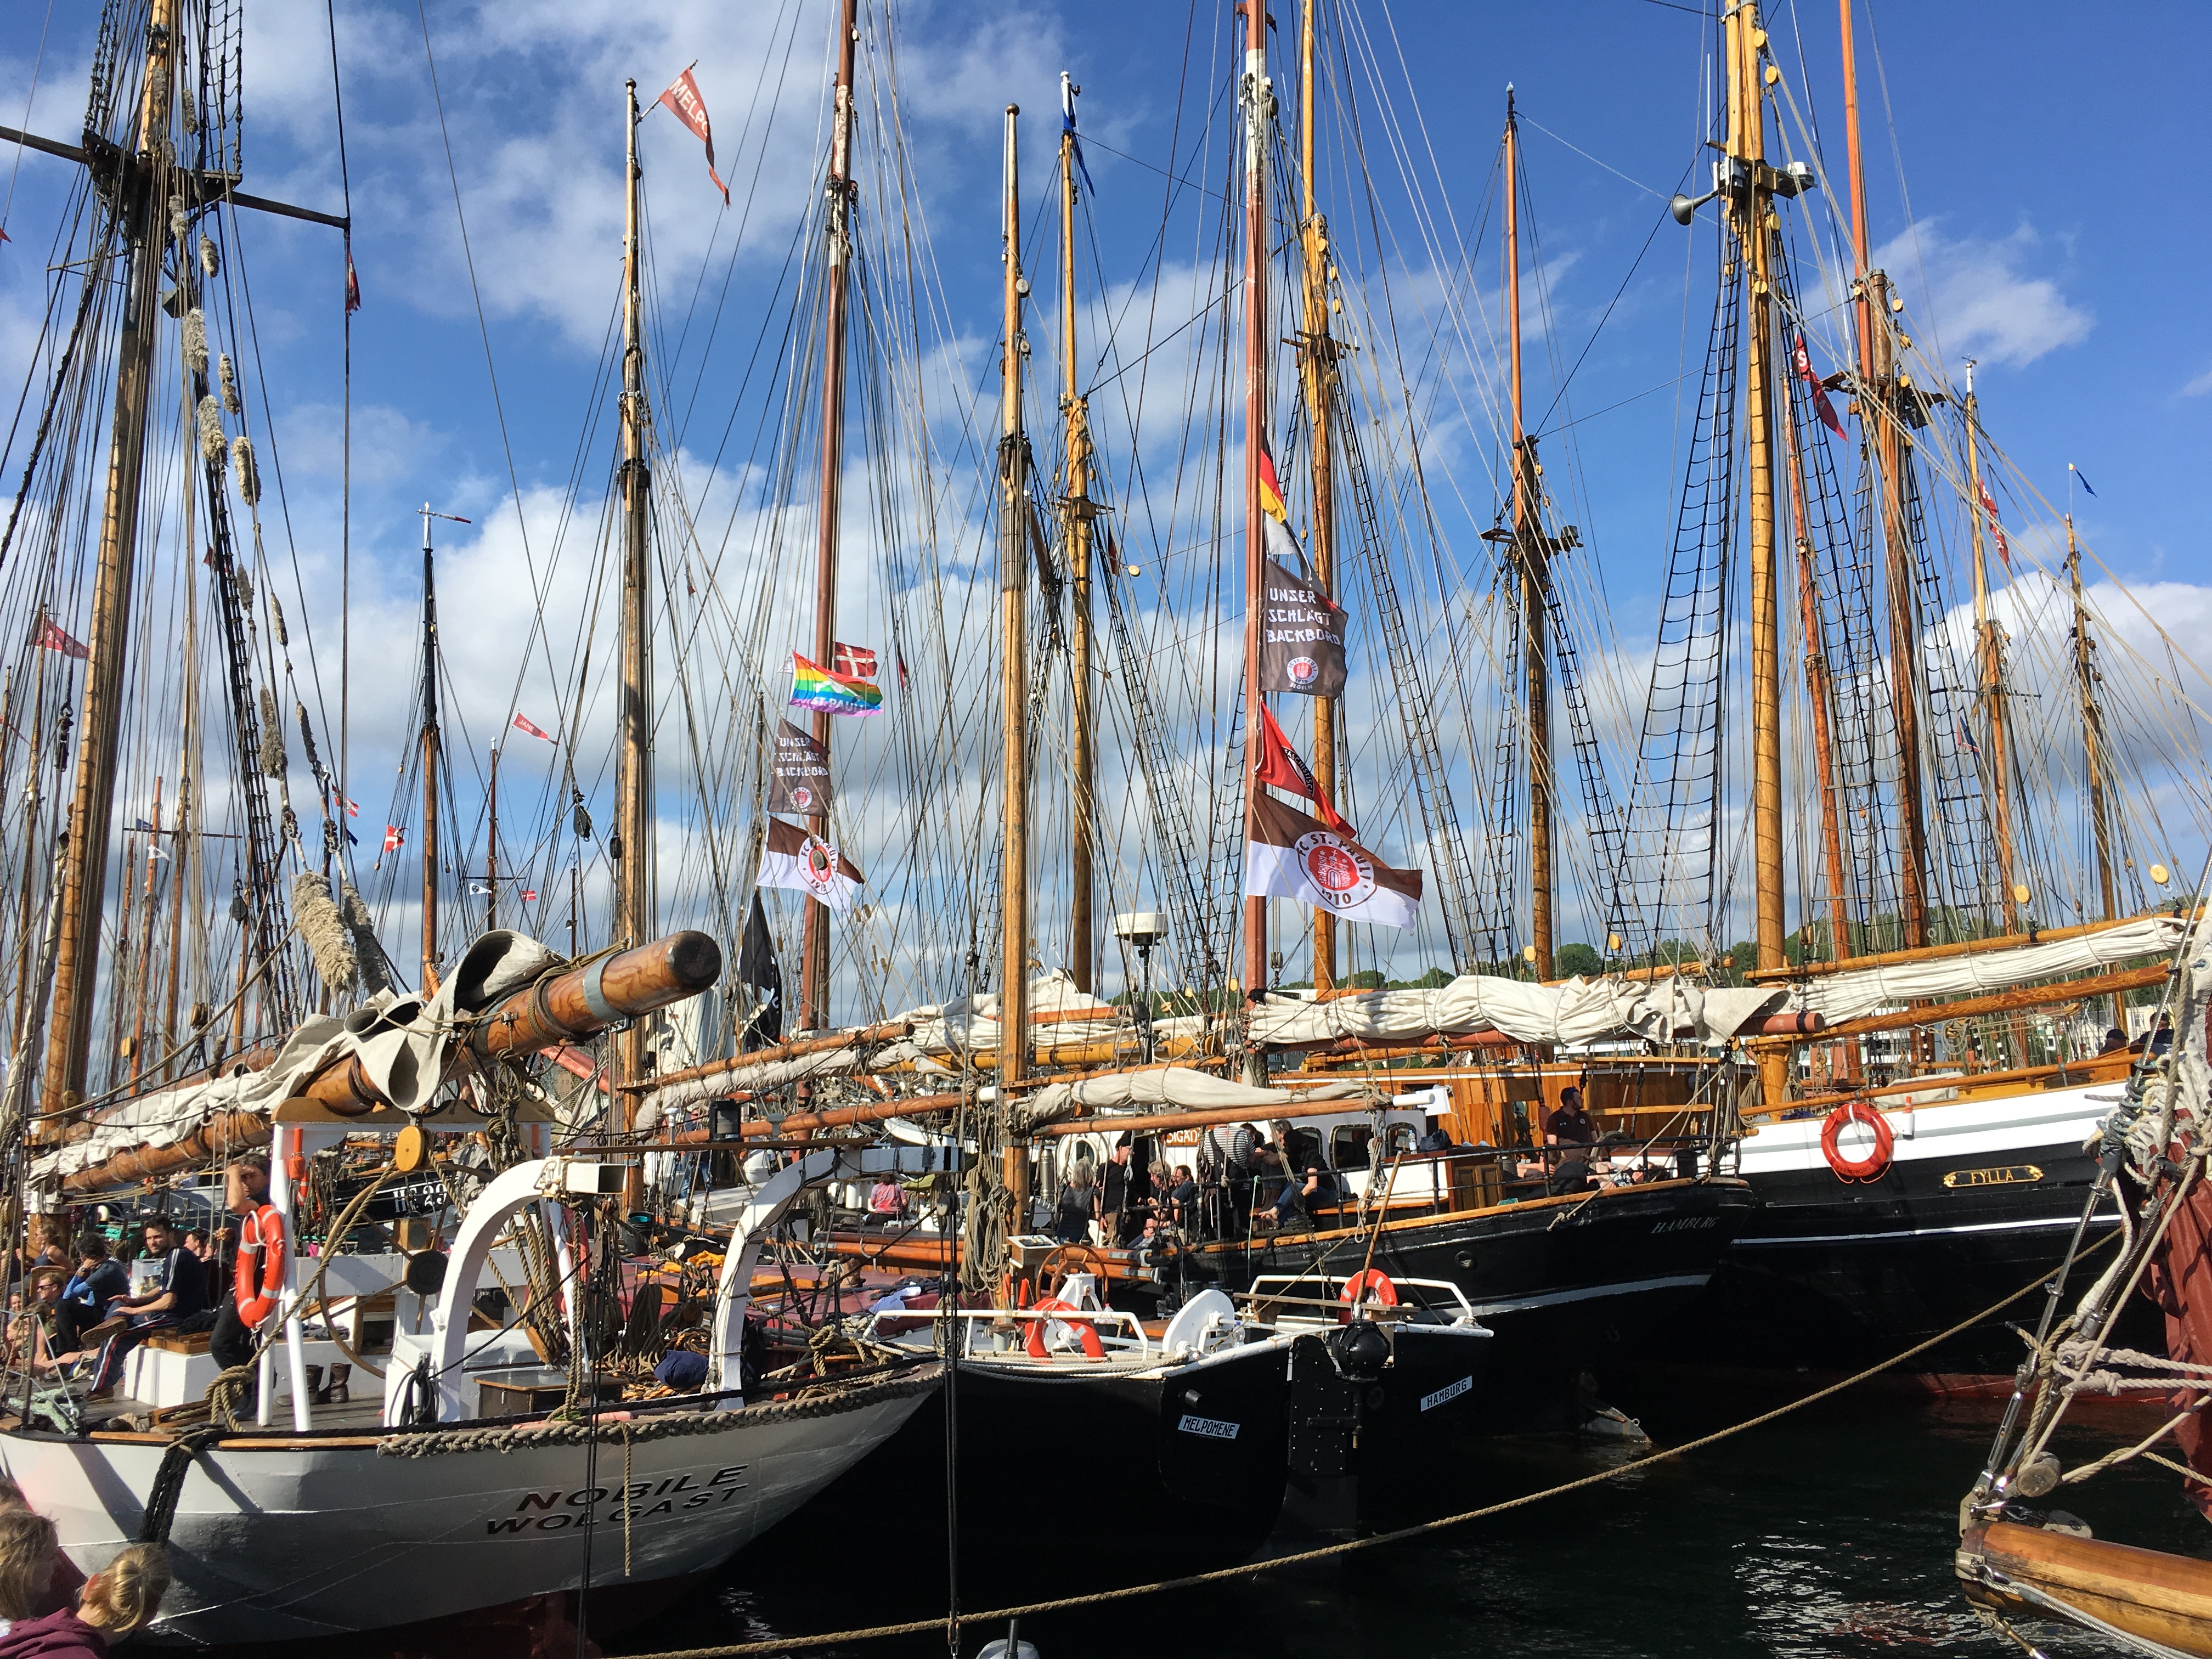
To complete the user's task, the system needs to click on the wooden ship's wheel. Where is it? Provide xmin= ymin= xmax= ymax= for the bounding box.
xmin=1036 ymin=1244 xmax=1111 ymax=1301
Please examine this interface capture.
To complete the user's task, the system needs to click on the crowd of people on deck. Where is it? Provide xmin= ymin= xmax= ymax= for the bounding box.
xmin=1038 ymin=1086 xmax=1679 ymax=1251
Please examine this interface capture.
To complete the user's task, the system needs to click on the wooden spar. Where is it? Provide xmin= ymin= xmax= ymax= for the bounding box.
xmin=1062 ymin=77 xmax=1096 ymax=996
xmin=616 ymin=80 xmax=653 ymax=1210
xmin=1742 ymin=1050 xmax=2133 ymax=1120
xmin=58 ymin=930 xmax=723 ymax=1194
xmin=1742 ymin=962 xmax=2169 ymax=1048
xmin=1960 ymin=1521 xmax=2212 ymax=1656
xmin=1298 ymin=2 xmax=1338 ymax=995
xmin=1728 ymin=5 xmax=1789 ymax=1107
xmin=1963 ymin=369 xmax=2020 ymax=931
xmin=10 ymin=646 xmax=49 ymax=1065
xmin=485 ymin=741 xmax=498 ymax=933
xmin=418 ymin=506 xmax=442 ymax=988
xmin=2067 ymin=519 xmax=2118 ymax=923
xmin=1839 ymin=0 xmax=1876 ymax=389
xmin=1504 ymin=92 xmax=1555 ymax=983
xmin=128 ymin=780 xmax=161 ymax=1084
xmin=105 ymin=825 xmax=137 ymax=1088
xmin=1748 ymin=905 xmax=2192 ymax=983
xmin=999 ymin=104 xmax=1031 ymax=1099
xmin=1240 ymin=0 xmax=1269 ymax=1052
xmin=1778 ymin=336 xmax=1853 ymax=977
xmin=631 ymin=1019 xmax=913 ymax=1093
xmin=45 ymin=0 xmax=177 ymax=1111
xmin=802 ymin=0 xmax=861 ymax=1032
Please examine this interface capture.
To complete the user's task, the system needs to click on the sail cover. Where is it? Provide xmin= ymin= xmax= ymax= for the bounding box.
xmin=1785 ymin=915 xmax=2188 ymax=1024
xmin=1244 ymin=972 xmax=1790 ymax=1050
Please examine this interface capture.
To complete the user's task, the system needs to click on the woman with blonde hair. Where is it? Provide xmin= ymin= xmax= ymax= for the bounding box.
xmin=0 ymin=1512 xmax=170 ymax=1656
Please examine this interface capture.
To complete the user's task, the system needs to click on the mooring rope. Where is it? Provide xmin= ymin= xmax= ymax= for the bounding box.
xmin=619 ymin=1244 xmax=2117 ymax=1659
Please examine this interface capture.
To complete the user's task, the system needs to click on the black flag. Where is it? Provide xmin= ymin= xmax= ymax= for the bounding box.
xmin=736 ymin=891 xmax=783 ymax=1049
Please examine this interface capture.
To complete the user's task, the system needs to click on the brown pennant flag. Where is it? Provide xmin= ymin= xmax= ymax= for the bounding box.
xmin=657 ymin=65 xmax=730 ymax=205
xmin=766 ymin=719 xmax=831 ymax=817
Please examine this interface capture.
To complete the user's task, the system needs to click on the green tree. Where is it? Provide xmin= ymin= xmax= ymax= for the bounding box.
xmin=1555 ymin=941 xmax=1603 ymax=978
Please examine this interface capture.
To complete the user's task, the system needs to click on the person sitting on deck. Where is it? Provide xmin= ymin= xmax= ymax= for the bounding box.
xmin=867 ymin=1177 xmax=909 ymax=1222
xmin=82 ymin=1217 xmax=208 ymax=1402
xmin=5 ymin=1269 xmax=71 ymax=1380
xmin=1266 ymin=1164 xmax=1339 ymax=1230
xmin=1545 ymin=1087 xmax=1595 ymax=1148
xmin=1159 ymin=1165 xmax=1198 ymax=1228
xmin=208 ymin=1159 xmax=284 ymax=1408
xmin=57 ymin=1243 xmax=126 ymax=1358
xmin=2099 ymin=1026 xmax=2129 ymax=1054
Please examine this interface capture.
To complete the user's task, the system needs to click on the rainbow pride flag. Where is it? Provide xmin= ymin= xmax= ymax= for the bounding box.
xmin=790 ymin=651 xmax=883 ymax=717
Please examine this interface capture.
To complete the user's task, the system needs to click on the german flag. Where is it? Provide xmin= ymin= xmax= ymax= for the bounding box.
xmin=1257 ymin=435 xmax=1289 ymax=523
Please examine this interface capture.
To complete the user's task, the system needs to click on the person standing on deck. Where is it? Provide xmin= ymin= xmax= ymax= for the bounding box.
xmin=209 ymin=1158 xmax=284 ymax=1406
xmin=1098 ymin=1139 xmax=1137 ymax=1247
xmin=1545 ymin=1086 xmax=1595 ymax=1148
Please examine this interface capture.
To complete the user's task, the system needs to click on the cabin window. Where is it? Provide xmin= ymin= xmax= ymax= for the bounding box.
xmin=1330 ymin=1125 xmax=1374 ymax=1172
xmin=1383 ymin=1124 xmax=1418 ymax=1158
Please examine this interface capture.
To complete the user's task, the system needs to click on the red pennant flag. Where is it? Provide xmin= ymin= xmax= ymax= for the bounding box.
xmin=512 ymin=712 xmax=555 ymax=743
xmin=1252 ymin=702 xmax=1353 ymax=838
xmin=832 ymin=641 xmax=879 ymax=681
xmin=1978 ymin=481 xmax=2012 ymax=569
xmin=383 ymin=825 xmax=404 ymax=853
xmin=344 ymin=238 xmax=361 ymax=314
xmin=34 ymin=618 xmax=89 ymax=661
xmin=657 ymin=65 xmax=730 ymax=206
xmin=1792 ymin=334 xmax=1845 ymax=438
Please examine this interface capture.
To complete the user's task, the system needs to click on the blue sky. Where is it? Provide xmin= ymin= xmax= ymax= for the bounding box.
xmin=1 ymin=0 xmax=2205 ymax=1008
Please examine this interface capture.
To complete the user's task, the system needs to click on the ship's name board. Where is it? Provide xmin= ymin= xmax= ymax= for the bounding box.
xmin=1420 ymin=1375 xmax=1475 ymax=1413
xmin=486 ymin=1465 xmax=749 ymax=1534
xmin=1177 ymin=1414 xmax=1240 ymax=1441
xmin=1942 ymin=1165 xmax=2044 ymax=1189
xmin=1650 ymin=1216 xmax=1717 ymax=1234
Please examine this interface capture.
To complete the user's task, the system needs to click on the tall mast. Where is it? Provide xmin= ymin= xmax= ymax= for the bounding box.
xmin=44 ymin=0 xmax=178 ymax=1110
xmin=128 ymin=778 xmax=162 ymax=1084
xmin=1841 ymin=0 xmax=1927 ymax=949
xmin=1504 ymin=90 xmax=1554 ymax=981
xmin=801 ymin=0 xmax=861 ymax=1031
xmin=999 ymin=104 xmax=1031 ymax=1090
xmin=1962 ymin=365 xmax=2019 ymax=932
xmin=486 ymin=742 xmax=499 ymax=933
xmin=1240 ymin=0 xmax=1272 ymax=1039
xmin=1298 ymin=1 xmax=1339 ymax=994
xmin=1728 ymin=7 xmax=1784 ymax=977
xmin=2066 ymin=521 xmax=2116 ymax=922
xmin=1061 ymin=75 xmax=1096 ymax=996
xmin=418 ymin=505 xmax=442 ymax=987
xmin=617 ymin=78 xmax=653 ymax=1134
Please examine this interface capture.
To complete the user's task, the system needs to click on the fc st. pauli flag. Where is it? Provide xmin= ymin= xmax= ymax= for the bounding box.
xmin=758 ymin=816 xmax=864 ymax=913
xmin=1246 ymin=791 xmax=1420 ymax=929
xmin=1252 ymin=702 xmax=1352 ymax=837
xmin=790 ymin=652 xmax=883 ymax=716
xmin=766 ymin=719 xmax=832 ymax=816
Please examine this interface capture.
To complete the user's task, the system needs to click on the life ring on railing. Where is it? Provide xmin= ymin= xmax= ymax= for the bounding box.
xmin=1338 ymin=1269 xmax=1400 ymax=1323
xmin=1025 ymin=1296 xmax=1106 ymax=1361
xmin=1820 ymin=1101 xmax=1894 ymax=1182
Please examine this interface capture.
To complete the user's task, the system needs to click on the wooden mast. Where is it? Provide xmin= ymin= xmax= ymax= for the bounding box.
xmin=1297 ymin=0 xmax=1339 ymax=994
xmin=1841 ymin=0 xmax=1928 ymax=950
xmin=417 ymin=505 xmax=442 ymax=988
xmin=1504 ymin=91 xmax=1555 ymax=981
xmin=1728 ymin=4 xmax=1787 ymax=1105
xmin=617 ymin=78 xmax=653 ymax=1167
xmin=1963 ymin=365 xmax=2019 ymax=932
xmin=1061 ymin=76 xmax=1096 ymax=996
xmin=1241 ymin=0 xmax=1272 ymax=1058
xmin=999 ymin=104 xmax=1031 ymax=1091
xmin=2066 ymin=520 xmax=2117 ymax=922
xmin=801 ymin=0 xmax=861 ymax=1031
xmin=44 ymin=0 xmax=177 ymax=1112
xmin=128 ymin=779 xmax=161 ymax=1085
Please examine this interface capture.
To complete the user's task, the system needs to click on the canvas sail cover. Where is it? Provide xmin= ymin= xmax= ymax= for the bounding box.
xmin=1786 ymin=914 xmax=2188 ymax=1024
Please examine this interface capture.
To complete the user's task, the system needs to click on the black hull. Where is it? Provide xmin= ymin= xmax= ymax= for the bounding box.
xmin=1671 ymin=1135 xmax=2157 ymax=1373
xmin=855 ymin=1341 xmax=1294 ymax=1592
xmin=1174 ymin=1178 xmax=1754 ymax=1423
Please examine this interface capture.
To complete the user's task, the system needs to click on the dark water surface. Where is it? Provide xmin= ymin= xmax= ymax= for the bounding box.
xmin=601 ymin=1384 xmax=2207 ymax=1659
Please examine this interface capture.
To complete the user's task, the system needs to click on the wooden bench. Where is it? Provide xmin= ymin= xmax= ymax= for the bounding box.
xmin=142 ymin=1330 xmax=211 ymax=1357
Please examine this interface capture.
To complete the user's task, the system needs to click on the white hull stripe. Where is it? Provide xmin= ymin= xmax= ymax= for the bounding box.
xmin=1468 ymin=1273 xmax=1708 ymax=1317
xmin=1735 ymin=1212 xmax=2121 ymax=1247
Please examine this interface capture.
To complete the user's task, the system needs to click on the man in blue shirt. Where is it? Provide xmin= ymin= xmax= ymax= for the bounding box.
xmin=57 ymin=1239 xmax=128 ymax=1355
xmin=84 ymin=1217 xmax=210 ymax=1400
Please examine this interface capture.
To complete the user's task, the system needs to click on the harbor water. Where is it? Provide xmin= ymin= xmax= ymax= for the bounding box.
xmin=600 ymin=1385 xmax=2201 ymax=1659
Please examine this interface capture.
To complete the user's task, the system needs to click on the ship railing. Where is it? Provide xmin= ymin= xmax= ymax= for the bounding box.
xmin=1239 ymin=1273 xmax=1480 ymax=1327
xmin=860 ymin=1305 xmax=1153 ymax=1359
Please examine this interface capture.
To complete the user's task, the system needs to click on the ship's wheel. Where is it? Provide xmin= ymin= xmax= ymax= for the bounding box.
xmin=1036 ymin=1244 xmax=1111 ymax=1302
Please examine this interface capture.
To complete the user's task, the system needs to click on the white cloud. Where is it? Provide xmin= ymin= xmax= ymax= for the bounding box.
xmin=2181 ymin=364 xmax=2212 ymax=398
xmin=1872 ymin=218 xmax=2091 ymax=370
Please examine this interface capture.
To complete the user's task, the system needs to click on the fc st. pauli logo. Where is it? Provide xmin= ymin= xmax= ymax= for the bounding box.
xmin=800 ymin=836 xmax=842 ymax=899
xmin=1294 ymin=830 xmax=1374 ymax=911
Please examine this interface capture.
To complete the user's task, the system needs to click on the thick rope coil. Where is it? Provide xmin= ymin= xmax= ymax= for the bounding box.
xmin=199 ymin=232 xmax=220 ymax=278
xmin=374 ymin=1367 xmax=939 ymax=1458
xmin=231 ymin=435 xmax=260 ymax=506
xmin=291 ymin=871 xmax=359 ymax=997
xmin=219 ymin=352 xmax=240 ymax=415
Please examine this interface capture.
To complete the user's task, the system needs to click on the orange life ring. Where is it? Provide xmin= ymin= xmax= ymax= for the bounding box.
xmin=1339 ymin=1269 xmax=1399 ymax=1322
xmin=1024 ymin=1296 xmax=1106 ymax=1361
xmin=234 ymin=1201 xmax=286 ymax=1326
xmin=1820 ymin=1101 xmax=1894 ymax=1182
